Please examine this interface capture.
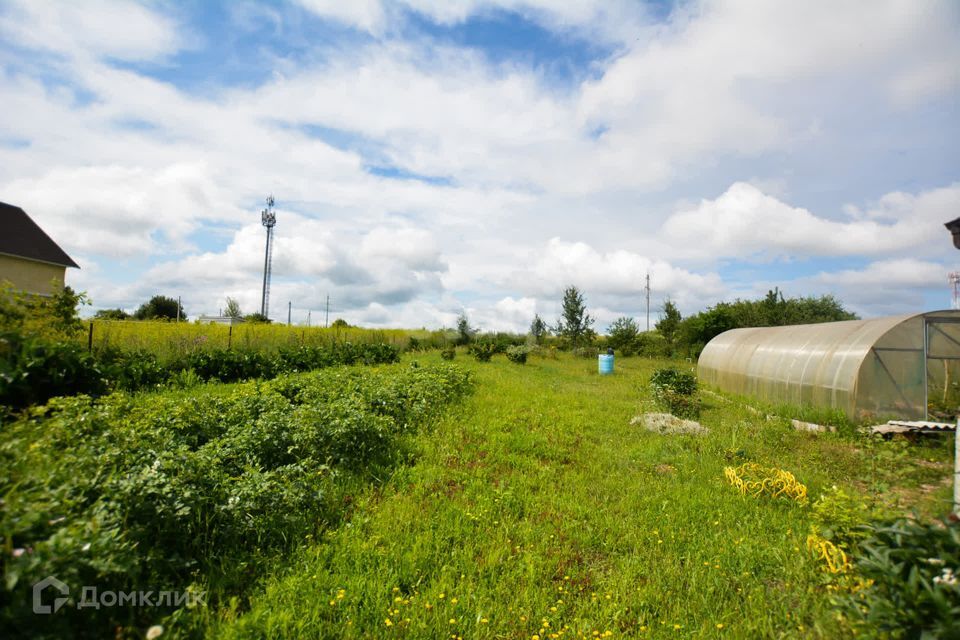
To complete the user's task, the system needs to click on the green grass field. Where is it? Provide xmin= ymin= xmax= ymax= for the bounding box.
xmin=196 ymin=352 xmax=953 ymax=639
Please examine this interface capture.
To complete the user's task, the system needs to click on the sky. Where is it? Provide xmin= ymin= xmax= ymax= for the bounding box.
xmin=1 ymin=0 xmax=959 ymax=332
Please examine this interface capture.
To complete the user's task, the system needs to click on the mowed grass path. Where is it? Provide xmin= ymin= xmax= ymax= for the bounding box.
xmin=209 ymin=353 xmax=953 ymax=639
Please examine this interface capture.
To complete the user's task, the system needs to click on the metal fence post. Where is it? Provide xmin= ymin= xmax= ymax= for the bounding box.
xmin=87 ymin=322 xmax=93 ymax=351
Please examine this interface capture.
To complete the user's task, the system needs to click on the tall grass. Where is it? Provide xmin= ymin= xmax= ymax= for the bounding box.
xmin=80 ymin=321 xmax=453 ymax=361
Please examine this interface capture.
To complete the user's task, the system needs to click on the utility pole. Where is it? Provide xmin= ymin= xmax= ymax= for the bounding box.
xmin=325 ymin=295 xmax=330 ymax=328
xmin=307 ymin=310 xmax=311 ymax=327
xmin=287 ymin=301 xmax=291 ymax=326
xmin=645 ymin=273 xmax=651 ymax=331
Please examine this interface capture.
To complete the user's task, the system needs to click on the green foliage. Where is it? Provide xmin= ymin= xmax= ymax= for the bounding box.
xmin=677 ymin=289 xmax=857 ymax=357
xmin=0 ymin=282 xmax=88 ymax=339
xmin=839 ymin=518 xmax=960 ymax=638
xmin=679 ymin=305 xmax=738 ymax=357
xmin=529 ymin=314 xmax=548 ymax=345
xmin=0 ymin=333 xmax=107 ymax=408
xmin=0 ymin=338 xmax=402 ymax=411
xmin=505 ymin=345 xmax=529 ymax=364
xmin=440 ymin=346 xmax=456 ymax=360
xmin=455 ymin=312 xmax=476 ymax=346
xmin=0 ymin=364 xmax=473 ymax=636
xmin=224 ymin=297 xmax=242 ymax=319
xmin=330 ymin=318 xmax=351 ymax=329
xmin=607 ymin=317 xmax=639 ymax=354
xmin=649 ymin=366 xmax=701 ymax=418
xmin=134 ymin=295 xmax=185 ymax=321
xmin=469 ymin=341 xmax=496 ymax=362
xmin=196 ymin=352 xmax=953 ymax=639
xmin=555 ymin=286 xmax=595 ymax=349
xmin=93 ymin=308 xmax=130 ymax=320
xmin=243 ymin=312 xmax=271 ymax=324
xmin=635 ymin=331 xmax=669 ymax=358
xmin=656 ymin=300 xmax=682 ymax=354
xmin=810 ymin=486 xmax=877 ymax=547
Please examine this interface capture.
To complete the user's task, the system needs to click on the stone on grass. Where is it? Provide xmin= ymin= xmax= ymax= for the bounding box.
xmin=631 ymin=413 xmax=709 ymax=435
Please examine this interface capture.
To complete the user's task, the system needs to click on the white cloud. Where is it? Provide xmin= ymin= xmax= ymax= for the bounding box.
xmin=359 ymin=227 xmax=445 ymax=272
xmin=2 ymin=1 xmax=958 ymax=326
xmin=661 ymin=182 xmax=960 ymax=261
xmin=500 ymin=237 xmax=726 ymax=320
xmin=0 ymin=0 xmax=182 ymax=62
xmin=815 ymin=258 xmax=946 ymax=289
xmin=2 ymin=163 xmax=243 ymax=258
xmin=295 ymin=0 xmax=386 ymax=34
xmin=804 ymin=258 xmax=951 ymax=317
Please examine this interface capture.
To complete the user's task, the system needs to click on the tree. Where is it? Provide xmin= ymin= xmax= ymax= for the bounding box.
xmin=224 ymin=297 xmax=242 ymax=319
xmin=555 ymin=286 xmax=594 ymax=348
xmin=134 ymin=295 xmax=185 ymax=321
xmin=607 ymin=316 xmax=639 ymax=352
xmin=530 ymin=313 xmax=548 ymax=345
xmin=455 ymin=312 xmax=476 ymax=346
xmin=656 ymin=299 xmax=682 ymax=353
xmin=243 ymin=312 xmax=271 ymax=324
xmin=330 ymin=318 xmax=351 ymax=329
xmin=94 ymin=308 xmax=130 ymax=320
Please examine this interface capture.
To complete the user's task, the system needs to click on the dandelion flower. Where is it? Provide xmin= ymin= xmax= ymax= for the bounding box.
xmin=385 ymin=619 xmax=393 ymax=627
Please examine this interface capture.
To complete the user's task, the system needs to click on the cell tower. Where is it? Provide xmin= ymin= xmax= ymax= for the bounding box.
xmin=950 ymin=272 xmax=960 ymax=310
xmin=260 ymin=195 xmax=276 ymax=318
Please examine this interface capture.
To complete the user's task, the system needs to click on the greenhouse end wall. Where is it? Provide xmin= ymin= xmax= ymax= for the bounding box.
xmin=696 ymin=311 xmax=960 ymax=422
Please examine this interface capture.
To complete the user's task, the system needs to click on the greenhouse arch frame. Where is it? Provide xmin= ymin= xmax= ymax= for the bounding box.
xmin=697 ymin=310 xmax=960 ymax=422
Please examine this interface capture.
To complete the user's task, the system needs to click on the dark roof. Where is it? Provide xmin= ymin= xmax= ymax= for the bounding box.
xmin=0 ymin=201 xmax=79 ymax=268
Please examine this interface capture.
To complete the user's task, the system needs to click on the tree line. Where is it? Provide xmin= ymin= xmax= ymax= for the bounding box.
xmin=499 ymin=285 xmax=857 ymax=357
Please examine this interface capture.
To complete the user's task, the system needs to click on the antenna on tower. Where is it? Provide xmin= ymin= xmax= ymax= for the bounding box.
xmin=260 ymin=195 xmax=277 ymax=318
xmin=949 ymin=272 xmax=960 ymax=310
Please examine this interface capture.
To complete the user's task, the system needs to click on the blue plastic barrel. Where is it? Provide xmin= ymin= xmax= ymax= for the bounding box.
xmin=598 ymin=353 xmax=614 ymax=375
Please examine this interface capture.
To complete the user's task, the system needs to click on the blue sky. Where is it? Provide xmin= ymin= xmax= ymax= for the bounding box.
xmin=1 ymin=0 xmax=958 ymax=330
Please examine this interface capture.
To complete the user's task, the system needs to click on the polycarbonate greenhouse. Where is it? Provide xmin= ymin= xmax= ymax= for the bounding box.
xmin=697 ymin=310 xmax=960 ymax=422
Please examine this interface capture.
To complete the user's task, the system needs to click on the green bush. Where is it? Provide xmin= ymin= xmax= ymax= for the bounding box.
xmin=635 ymin=332 xmax=669 ymax=358
xmin=440 ymin=346 xmax=456 ymax=360
xmin=469 ymin=341 xmax=497 ymax=362
xmin=0 ymin=364 xmax=472 ymax=636
xmin=505 ymin=345 xmax=529 ymax=365
xmin=0 ymin=332 xmax=107 ymax=409
xmin=839 ymin=518 xmax=960 ymax=638
xmin=649 ymin=367 xmax=701 ymax=418
xmin=0 ymin=336 xmax=402 ymax=412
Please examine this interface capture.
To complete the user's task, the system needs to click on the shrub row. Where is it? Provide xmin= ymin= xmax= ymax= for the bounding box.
xmin=0 ymin=332 xmax=400 ymax=411
xmin=0 ymin=363 xmax=472 ymax=637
